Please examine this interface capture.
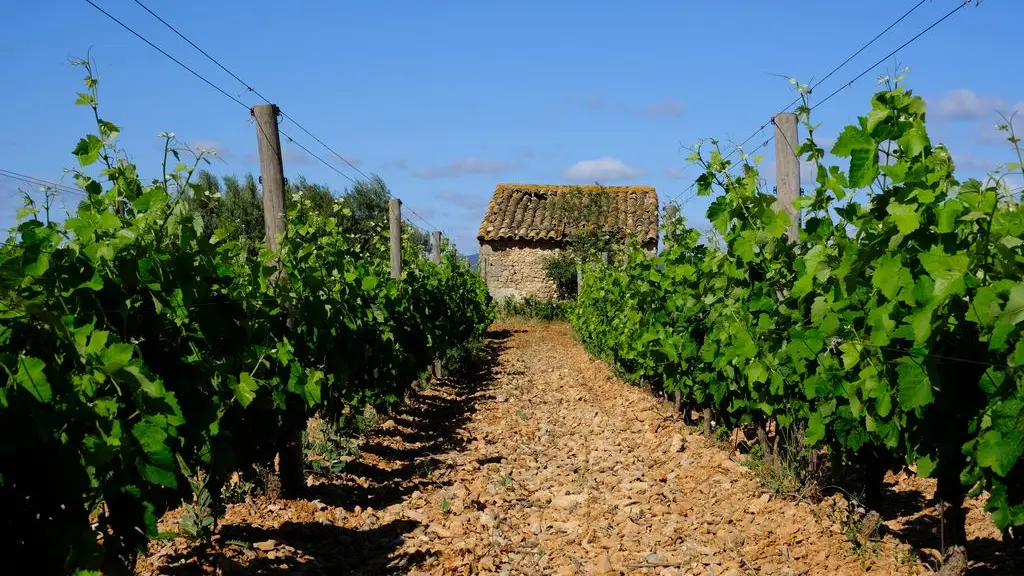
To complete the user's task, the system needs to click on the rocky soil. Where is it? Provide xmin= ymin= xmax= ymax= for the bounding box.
xmin=137 ymin=323 xmax=1021 ymax=575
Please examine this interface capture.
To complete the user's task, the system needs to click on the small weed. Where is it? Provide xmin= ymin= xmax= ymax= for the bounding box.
xmin=418 ymin=458 xmax=438 ymax=476
xmin=515 ymin=409 xmax=531 ymax=421
xmin=742 ymin=426 xmax=826 ymax=500
xmin=499 ymin=474 xmax=512 ymax=488
xmin=440 ymin=498 xmax=452 ymax=514
xmin=353 ymin=406 xmax=378 ymax=435
xmin=219 ymin=462 xmax=275 ymax=504
xmin=176 ymin=455 xmax=215 ymax=541
xmin=220 ymin=472 xmax=258 ymax=505
xmin=304 ymin=416 xmax=359 ymax=477
xmin=443 ymin=337 xmax=488 ymax=375
xmin=822 ymin=494 xmax=882 ymax=559
xmin=496 ymin=295 xmax=570 ymax=321
xmin=892 ymin=544 xmax=918 ymax=575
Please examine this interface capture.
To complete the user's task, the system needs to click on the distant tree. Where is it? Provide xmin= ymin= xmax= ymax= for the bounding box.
xmin=191 ymin=170 xmax=265 ymax=243
xmin=188 ymin=170 xmax=429 ymax=252
xmin=342 ymin=173 xmax=430 ymax=252
xmin=288 ymin=175 xmax=335 ymax=217
xmin=221 ymin=173 xmax=264 ymax=242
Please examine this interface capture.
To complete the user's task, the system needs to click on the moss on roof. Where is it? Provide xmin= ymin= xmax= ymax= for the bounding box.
xmin=477 ymin=183 xmax=658 ymax=243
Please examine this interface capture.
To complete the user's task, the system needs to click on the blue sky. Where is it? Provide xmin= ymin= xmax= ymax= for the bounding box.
xmin=2 ymin=0 xmax=1022 ymax=253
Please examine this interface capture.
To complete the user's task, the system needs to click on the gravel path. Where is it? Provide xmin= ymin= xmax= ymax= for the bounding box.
xmin=139 ymin=323 xmax=1016 ymax=575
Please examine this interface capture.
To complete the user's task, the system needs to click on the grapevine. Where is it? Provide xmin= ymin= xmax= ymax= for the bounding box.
xmin=572 ymin=77 xmax=1024 ymax=548
xmin=0 ymin=63 xmax=493 ymax=574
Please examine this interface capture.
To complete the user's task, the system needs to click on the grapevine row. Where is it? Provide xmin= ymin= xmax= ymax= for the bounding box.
xmin=571 ymin=80 xmax=1024 ymax=548
xmin=0 ymin=66 xmax=493 ymax=575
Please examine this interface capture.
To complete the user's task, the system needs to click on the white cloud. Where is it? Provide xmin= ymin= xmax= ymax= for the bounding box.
xmin=952 ymin=152 xmax=1000 ymax=173
xmin=436 ymin=189 xmax=489 ymax=210
xmin=381 ymin=158 xmax=409 ymax=171
xmin=813 ymin=135 xmax=835 ymax=151
xmin=563 ymin=157 xmax=645 ymax=182
xmin=282 ymin=147 xmax=314 ymax=165
xmin=640 ymin=98 xmax=684 ymax=118
xmin=977 ymin=116 xmax=1024 ymax=146
xmin=517 ymin=146 xmax=535 ymax=159
xmin=664 ymin=166 xmax=687 ymax=179
xmin=191 ymin=140 xmax=231 ymax=160
xmin=414 ymin=157 xmax=512 ymax=179
xmin=931 ymin=89 xmax=1007 ymax=121
xmin=406 ymin=204 xmax=439 ymax=221
xmin=331 ymin=154 xmax=362 ymax=168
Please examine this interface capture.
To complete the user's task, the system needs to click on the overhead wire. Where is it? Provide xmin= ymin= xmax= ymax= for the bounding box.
xmin=83 ymin=0 xmax=248 ymax=110
xmin=124 ymin=1 xmax=442 ymax=233
xmin=809 ymin=0 xmax=975 ymax=113
xmin=83 ymin=0 xmax=444 ymax=233
xmin=779 ymin=0 xmax=932 ymax=115
xmin=130 ymin=0 xmax=373 ymax=181
xmin=667 ymin=0 xmax=972 ymax=206
xmin=0 ymin=168 xmax=85 ymax=197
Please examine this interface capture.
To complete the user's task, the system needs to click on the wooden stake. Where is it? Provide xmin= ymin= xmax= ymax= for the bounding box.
xmin=431 ymin=231 xmax=442 ymax=265
xmin=389 ymin=198 xmax=402 ymax=280
xmin=431 ymin=231 xmax=444 ymax=378
xmin=773 ymin=112 xmax=801 ymax=242
xmin=253 ymin=103 xmax=303 ymax=498
xmin=253 ymin=104 xmax=287 ymax=254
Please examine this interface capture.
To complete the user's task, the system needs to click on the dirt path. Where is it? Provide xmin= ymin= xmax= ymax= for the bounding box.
xmin=139 ymin=323 xmax=1018 ymax=575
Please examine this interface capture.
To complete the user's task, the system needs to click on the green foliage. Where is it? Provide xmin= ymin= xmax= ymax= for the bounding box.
xmin=304 ymin=417 xmax=358 ymax=477
xmin=497 ymin=296 xmax=570 ymax=321
xmin=550 ymin=186 xmax=634 ymax=260
xmin=0 ymin=61 xmax=493 ymax=574
xmin=572 ymin=77 xmax=1024 ymax=540
xmin=176 ymin=456 xmax=215 ymax=541
xmin=189 ymin=168 xmax=430 ymax=252
xmin=542 ymin=185 xmax=646 ymax=295
xmin=543 ymin=251 xmax=579 ymax=300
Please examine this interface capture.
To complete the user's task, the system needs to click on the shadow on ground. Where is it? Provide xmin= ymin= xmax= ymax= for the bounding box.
xmin=155 ymin=330 xmax=509 ymax=575
xmin=870 ymin=479 xmax=1024 ymax=575
xmin=158 ymin=519 xmax=425 ymax=576
xmin=306 ymin=331 xmax=507 ymax=512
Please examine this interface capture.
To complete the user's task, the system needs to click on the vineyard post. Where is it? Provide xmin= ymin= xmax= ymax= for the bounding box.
xmin=773 ymin=112 xmax=801 ymax=242
xmin=253 ymin=104 xmax=287 ymax=255
xmin=253 ymin=103 xmax=304 ymax=498
xmin=389 ymin=198 xmax=402 ymax=280
xmin=431 ymin=230 xmax=444 ymax=378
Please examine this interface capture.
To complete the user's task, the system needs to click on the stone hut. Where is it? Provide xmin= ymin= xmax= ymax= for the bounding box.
xmin=476 ymin=183 xmax=659 ymax=301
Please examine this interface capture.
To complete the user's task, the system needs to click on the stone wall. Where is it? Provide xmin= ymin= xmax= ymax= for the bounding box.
xmin=479 ymin=240 xmax=561 ymax=301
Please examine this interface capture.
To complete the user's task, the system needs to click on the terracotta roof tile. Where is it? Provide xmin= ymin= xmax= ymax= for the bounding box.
xmin=477 ymin=183 xmax=658 ymax=243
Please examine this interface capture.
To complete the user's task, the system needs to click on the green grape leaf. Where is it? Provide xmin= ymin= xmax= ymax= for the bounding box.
xmin=897 ymin=359 xmax=933 ymax=410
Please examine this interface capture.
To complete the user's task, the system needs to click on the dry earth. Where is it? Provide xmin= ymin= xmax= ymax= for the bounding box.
xmin=138 ymin=323 xmax=1021 ymax=575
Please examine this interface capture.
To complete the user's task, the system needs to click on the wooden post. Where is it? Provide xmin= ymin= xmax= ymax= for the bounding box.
xmin=431 ymin=231 xmax=442 ymax=265
xmin=254 ymin=104 xmax=287 ymax=254
xmin=389 ymin=198 xmax=402 ymax=280
xmin=663 ymin=204 xmax=679 ymax=252
xmin=773 ymin=112 xmax=801 ymax=242
xmin=431 ymin=231 xmax=444 ymax=379
xmin=600 ymin=252 xmax=609 ymax=265
xmin=253 ymin=103 xmax=303 ymax=499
